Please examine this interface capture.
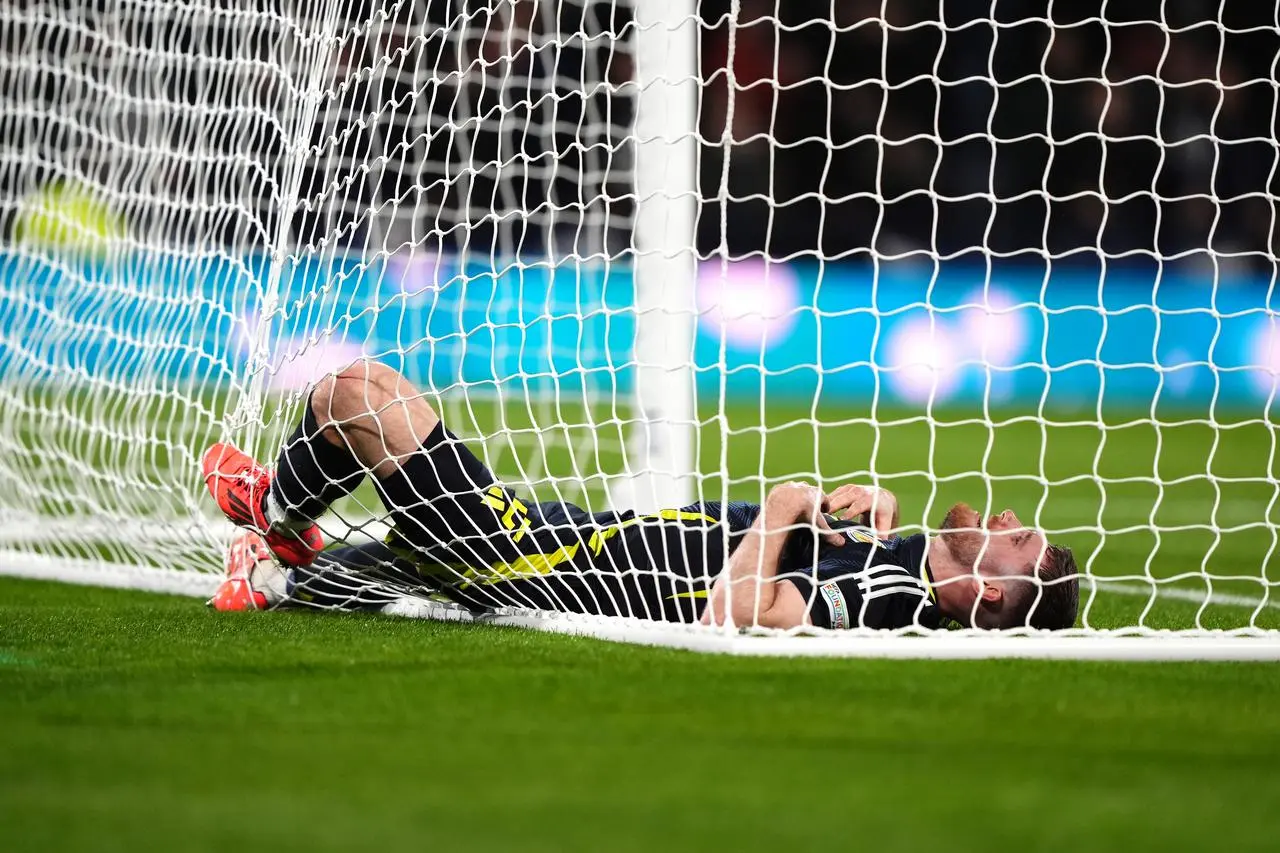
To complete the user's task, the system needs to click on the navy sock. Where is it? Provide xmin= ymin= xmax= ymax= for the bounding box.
xmin=269 ymin=397 xmax=366 ymax=522
xmin=287 ymin=544 xmax=409 ymax=611
xmin=371 ymin=424 xmax=515 ymax=568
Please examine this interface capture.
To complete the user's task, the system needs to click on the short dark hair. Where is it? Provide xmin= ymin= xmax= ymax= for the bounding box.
xmin=1023 ymin=544 xmax=1080 ymax=630
xmin=977 ymin=544 xmax=1080 ymax=630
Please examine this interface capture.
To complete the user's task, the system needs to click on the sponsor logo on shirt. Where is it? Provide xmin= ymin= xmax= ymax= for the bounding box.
xmin=819 ymin=581 xmax=849 ymax=629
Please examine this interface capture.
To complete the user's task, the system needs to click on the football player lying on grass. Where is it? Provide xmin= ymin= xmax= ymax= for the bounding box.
xmin=202 ymin=360 xmax=1079 ymax=631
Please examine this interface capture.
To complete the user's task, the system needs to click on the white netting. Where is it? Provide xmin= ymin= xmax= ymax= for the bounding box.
xmin=2 ymin=1 xmax=1279 ymax=656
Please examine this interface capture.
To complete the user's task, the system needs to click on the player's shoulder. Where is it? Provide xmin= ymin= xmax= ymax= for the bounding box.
xmin=810 ymin=562 xmax=930 ymax=629
xmin=821 ymin=526 xmax=917 ymax=569
xmin=855 ymin=562 xmax=929 ymax=601
xmin=816 ymin=559 xmax=928 ymax=602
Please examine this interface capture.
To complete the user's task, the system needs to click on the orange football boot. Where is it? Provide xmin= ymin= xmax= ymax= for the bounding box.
xmin=208 ymin=530 xmax=274 ymax=611
xmin=201 ymin=442 xmax=324 ymax=567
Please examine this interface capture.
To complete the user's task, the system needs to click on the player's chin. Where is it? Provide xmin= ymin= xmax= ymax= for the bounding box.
xmin=938 ymin=502 xmax=977 ymax=531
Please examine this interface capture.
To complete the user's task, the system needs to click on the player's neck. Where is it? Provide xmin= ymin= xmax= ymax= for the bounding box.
xmin=923 ymin=533 xmax=958 ymax=582
xmin=923 ymin=534 xmax=973 ymax=622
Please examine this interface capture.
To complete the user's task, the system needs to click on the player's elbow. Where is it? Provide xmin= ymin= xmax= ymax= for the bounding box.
xmin=749 ymin=581 xmax=809 ymax=630
xmin=702 ymin=580 xmax=807 ymax=631
xmin=730 ymin=601 xmax=805 ymax=631
xmin=700 ymin=580 xmax=766 ymax=628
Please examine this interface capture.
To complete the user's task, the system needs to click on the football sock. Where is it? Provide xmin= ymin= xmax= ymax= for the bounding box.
xmin=372 ymin=423 xmax=511 ymax=567
xmin=287 ymin=544 xmax=407 ymax=611
xmin=268 ymin=397 xmax=366 ymax=525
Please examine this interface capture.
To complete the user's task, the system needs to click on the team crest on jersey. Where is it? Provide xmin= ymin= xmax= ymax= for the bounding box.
xmin=842 ymin=527 xmax=882 ymax=547
xmin=819 ymin=581 xmax=849 ymax=629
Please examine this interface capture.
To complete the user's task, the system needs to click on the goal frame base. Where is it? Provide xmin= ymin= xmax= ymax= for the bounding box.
xmin=3 ymin=551 xmax=1279 ymax=661
xmin=521 ymin=617 xmax=1280 ymax=661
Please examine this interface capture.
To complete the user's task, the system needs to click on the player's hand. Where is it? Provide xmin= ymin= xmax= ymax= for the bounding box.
xmin=765 ymin=482 xmax=844 ymax=546
xmin=826 ymin=484 xmax=900 ymax=537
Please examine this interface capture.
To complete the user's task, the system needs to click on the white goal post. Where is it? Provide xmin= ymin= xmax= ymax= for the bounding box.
xmin=2 ymin=1 xmax=1279 ymax=660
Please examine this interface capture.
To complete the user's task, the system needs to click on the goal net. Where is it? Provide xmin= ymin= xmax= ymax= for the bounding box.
xmin=2 ymin=1 xmax=1278 ymax=659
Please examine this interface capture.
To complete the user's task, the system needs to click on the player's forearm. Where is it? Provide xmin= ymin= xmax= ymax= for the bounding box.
xmin=702 ymin=495 xmax=797 ymax=627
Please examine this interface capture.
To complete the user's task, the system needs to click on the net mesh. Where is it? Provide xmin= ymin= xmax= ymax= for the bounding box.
xmin=2 ymin=1 xmax=1279 ymax=643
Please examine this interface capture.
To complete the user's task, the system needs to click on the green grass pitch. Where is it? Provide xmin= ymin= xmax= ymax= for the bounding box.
xmin=2 ymin=398 xmax=1279 ymax=850
xmin=2 ymin=578 xmax=1280 ymax=852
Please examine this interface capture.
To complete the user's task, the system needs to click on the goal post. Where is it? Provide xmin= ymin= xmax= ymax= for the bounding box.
xmin=622 ymin=0 xmax=698 ymax=514
xmin=2 ymin=1 xmax=1280 ymax=660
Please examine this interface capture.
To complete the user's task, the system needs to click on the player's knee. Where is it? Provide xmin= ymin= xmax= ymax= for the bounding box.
xmin=311 ymin=359 xmax=388 ymax=425
xmin=311 ymin=359 xmax=436 ymax=429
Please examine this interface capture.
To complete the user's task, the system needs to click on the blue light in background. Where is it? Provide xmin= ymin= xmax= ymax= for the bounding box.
xmin=1 ymin=251 xmax=1275 ymax=413
xmin=693 ymin=260 xmax=1279 ymax=411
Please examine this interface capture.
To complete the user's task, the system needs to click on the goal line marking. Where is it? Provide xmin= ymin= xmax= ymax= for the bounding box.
xmin=1086 ymin=581 xmax=1278 ymax=611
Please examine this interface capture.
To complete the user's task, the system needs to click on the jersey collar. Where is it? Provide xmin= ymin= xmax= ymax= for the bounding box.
xmin=921 ymin=542 xmax=964 ymax=630
xmin=920 ymin=559 xmax=938 ymax=603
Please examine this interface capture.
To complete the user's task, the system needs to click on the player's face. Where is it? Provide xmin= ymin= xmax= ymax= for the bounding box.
xmin=938 ymin=502 xmax=1048 ymax=577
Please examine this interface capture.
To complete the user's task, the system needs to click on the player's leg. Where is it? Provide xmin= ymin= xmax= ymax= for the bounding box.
xmin=203 ymin=360 xmax=439 ymax=565
xmin=205 ymin=357 xmax=548 ymax=582
xmin=267 ymin=359 xmax=546 ymax=572
xmin=264 ymin=358 xmax=438 ymax=529
xmin=208 ymin=529 xmax=425 ymax=612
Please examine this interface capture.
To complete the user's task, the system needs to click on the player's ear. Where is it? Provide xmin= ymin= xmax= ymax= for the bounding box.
xmin=980 ymin=581 xmax=1003 ymax=605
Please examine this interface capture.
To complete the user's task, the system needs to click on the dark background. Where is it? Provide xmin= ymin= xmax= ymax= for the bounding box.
xmin=3 ymin=0 xmax=1277 ymax=271
xmin=698 ymin=0 xmax=1279 ymax=269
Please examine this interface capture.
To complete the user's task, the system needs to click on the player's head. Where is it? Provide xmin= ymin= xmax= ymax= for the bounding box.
xmin=930 ymin=503 xmax=1079 ymax=630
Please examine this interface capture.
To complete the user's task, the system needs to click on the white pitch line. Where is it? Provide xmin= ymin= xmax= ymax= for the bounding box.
xmin=1092 ymin=581 xmax=1280 ymax=611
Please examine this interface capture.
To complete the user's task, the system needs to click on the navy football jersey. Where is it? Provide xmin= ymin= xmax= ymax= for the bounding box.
xmin=356 ymin=423 xmax=950 ymax=629
xmin=369 ymin=495 xmax=947 ymax=629
xmin=777 ymin=522 xmax=950 ymax=630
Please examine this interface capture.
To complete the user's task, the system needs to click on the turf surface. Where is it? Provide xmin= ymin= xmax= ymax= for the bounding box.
xmin=2 ymin=577 xmax=1279 ymax=852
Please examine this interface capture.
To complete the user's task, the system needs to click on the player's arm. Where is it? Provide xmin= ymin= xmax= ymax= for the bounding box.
xmin=701 ymin=483 xmax=843 ymax=629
